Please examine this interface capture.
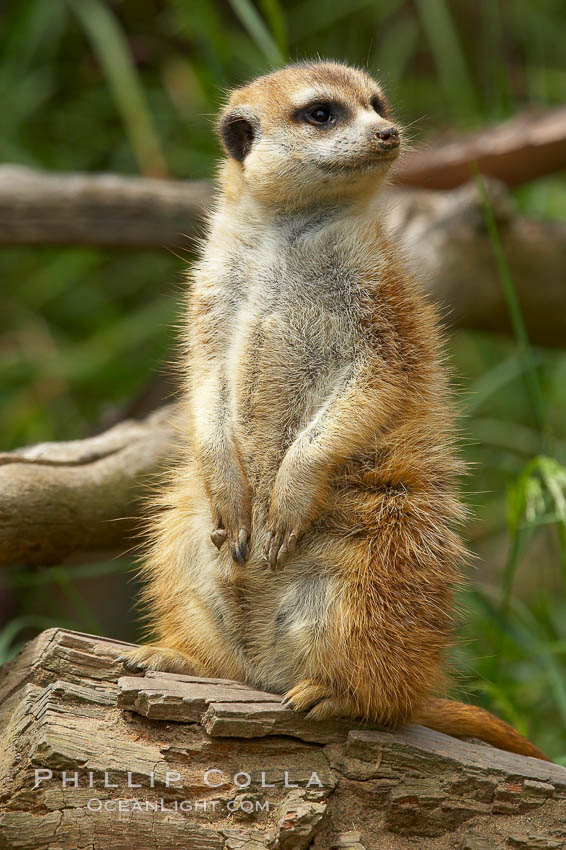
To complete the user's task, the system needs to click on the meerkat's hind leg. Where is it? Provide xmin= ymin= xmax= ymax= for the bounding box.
xmin=117 ymin=644 xmax=207 ymax=676
xmin=282 ymin=680 xmax=361 ymax=721
xmin=282 ymin=679 xmax=360 ymax=720
xmin=281 ymin=679 xmax=333 ymax=712
xmin=305 ymin=694 xmax=361 ymax=722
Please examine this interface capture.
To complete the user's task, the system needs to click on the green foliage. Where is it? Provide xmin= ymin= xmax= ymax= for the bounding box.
xmin=455 ymin=589 xmax=566 ymax=764
xmin=228 ymin=0 xmax=286 ymax=65
xmin=504 ymin=456 xmax=566 ymax=602
xmin=414 ymin=0 xmax=479 ymax=123
xmin=68 ymin=0 xmax=168 ymax=176
xmin=1 ymin=0 xmax=566 ymax=758
xmin=475 ymin=173 xmax=547 ymax=438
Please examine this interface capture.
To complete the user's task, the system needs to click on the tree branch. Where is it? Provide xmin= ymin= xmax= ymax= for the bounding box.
xmin=389 ymin=180 xmax=566 ymax=347
xmin=2 ymin=109 xmax=565 ymax=251
xmin=395 ymin=105 xmax=566 ymax=189
xmin=0 ymin=406 xmax=176 ymax=566
xmin=0 ymin=165 xmax=212 ymax=248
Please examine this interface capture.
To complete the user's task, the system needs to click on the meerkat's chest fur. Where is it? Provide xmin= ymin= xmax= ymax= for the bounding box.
xmin=196 ymin=208 xmax=382 ymax=472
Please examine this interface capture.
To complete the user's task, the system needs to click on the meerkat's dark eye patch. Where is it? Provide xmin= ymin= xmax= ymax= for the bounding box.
xmin=294 ymin=101 xmax=347 ymax=127
xmin=218 ymin=112 xmax=257 ymax=162
xmin=370 ymin=95 xmax=387 ymax=118
xmin=304 ymin=104 xmax=334 ymax=125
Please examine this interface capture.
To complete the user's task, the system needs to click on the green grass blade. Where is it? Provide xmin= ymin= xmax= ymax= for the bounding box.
xmin=475 ymin=174 xmax=547 ymax=441
xmin=414 ymin=0 xmax=479 ymax=124
xmin=371 ymin=15 xmax=419 ymax=99
xmin=227 ymin=0 xmax=285 ymax=66
xmin=464 ymin=352 xmax=545 ymax=414
xmin=7 ymin=558 xmax=133 ymax=588
xmin=469 ymin=418 xmax=566 ymax=461
xmin=499 ymin=526 xmax=530 ymax=639
xmin=257 ymin=0 xmax=288 ymax=57
xmin=288 ymin=0 xmax=392 ymax=42
xmin=68 ymin=0 xmax=167 ymax=177
xmin=0 ymin=614 xmax=60 ymax=664
xmin=480 ymin=0 xmax=511 ymax=119
xmin=1 ymin=0 xmax=67 ymax=70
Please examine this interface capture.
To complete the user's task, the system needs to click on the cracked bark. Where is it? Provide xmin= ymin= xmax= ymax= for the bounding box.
xmin=0 ymin=629 xmax=565 ymax=850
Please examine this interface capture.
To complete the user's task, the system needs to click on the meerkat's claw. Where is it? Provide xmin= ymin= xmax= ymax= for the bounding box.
xmin=278 ymin=531 xmax=298 ymax=562
xmin=211 ymin=511 xmax=250 ymax=563
xmin=262 ymin=532 xmax=272 ymax=565
xmin=211 ymin=527 xmax=228 ymax=549
xmin=263 ymin=528 xmax=299 ymax=569
xmin=263 ymin=530 xmax=284 ymax=569
xmin=232 ymin=527 xmax=250 ymax=564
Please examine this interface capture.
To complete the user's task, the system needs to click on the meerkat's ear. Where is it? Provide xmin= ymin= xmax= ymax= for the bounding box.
xmin=218 ymin=110 xmax=258 ymax=162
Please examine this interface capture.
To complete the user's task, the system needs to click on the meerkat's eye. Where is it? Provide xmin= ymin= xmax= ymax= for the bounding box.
xmin=303 ymin=104 xmax=335 ymax=126
xmin=370 ymin=95 xmax=386 ymax=118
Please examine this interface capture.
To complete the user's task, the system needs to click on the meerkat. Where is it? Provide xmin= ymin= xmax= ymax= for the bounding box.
xmin=122 ymin=61 xmax=548 ymax=761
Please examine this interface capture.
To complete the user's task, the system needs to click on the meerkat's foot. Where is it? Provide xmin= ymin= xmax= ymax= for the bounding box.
xmin=305 ymin=694 xmax=359 ymax=722
xmin=117 ymin=645 xmax=206 ymax=676
xmin=281 ymin=679 xmax=333 ymax=712
xmin=282 ymin=680 xmax=360 ymax=721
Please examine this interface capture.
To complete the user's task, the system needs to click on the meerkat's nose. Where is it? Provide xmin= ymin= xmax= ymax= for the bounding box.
xmin=375 ymin=126 xmax=400 ymax=148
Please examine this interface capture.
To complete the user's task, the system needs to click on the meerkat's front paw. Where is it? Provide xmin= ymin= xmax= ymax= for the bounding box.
xmin=117 ymin=645 xmax=206 ymax=676
xmin=263 ymin=498 xmax=316 ymax=568
xmin=210 ymin=503 xmax=251 ymax=565
xmin=263 ymin=524 xmax=300 ymax=569
xmin=264 ymin=459 xmax=324 ymax=568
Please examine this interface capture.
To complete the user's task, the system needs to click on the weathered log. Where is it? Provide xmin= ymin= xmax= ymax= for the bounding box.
xmin=0 ymin=405 xmax=177 ymax=567
xmin=2 ymin=105 xmax=565 ymax=250
xmin=0 ymin=165 xmax=212 ymax=248
xmin=0 ymin=628 xmax=564 ymax=850
xmin=395 ymin=105 xmax=566 ymax=190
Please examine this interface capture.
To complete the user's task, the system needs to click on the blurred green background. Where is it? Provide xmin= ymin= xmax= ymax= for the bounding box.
xmin=1 ymin=0 xmax=566 ymax=760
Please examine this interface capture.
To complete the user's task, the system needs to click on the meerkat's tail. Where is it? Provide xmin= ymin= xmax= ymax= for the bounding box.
xmin=414 ymin=698 xmax=550 ymax=762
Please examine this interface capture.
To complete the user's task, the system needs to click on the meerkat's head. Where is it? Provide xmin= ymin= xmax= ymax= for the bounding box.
xmin=217 ymin=61 xmax=401 ymax=209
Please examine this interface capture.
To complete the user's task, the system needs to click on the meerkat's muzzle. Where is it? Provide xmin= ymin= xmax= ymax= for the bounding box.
xmin=374 ymin=125 xmax=400 ymax=156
